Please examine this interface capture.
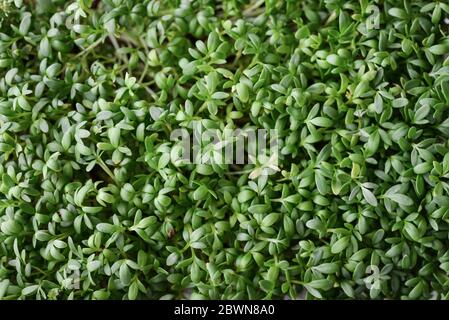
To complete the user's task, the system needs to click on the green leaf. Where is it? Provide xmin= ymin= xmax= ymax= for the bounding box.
xmin=248 ymin=204 xmax=271 ymax=214
xmin=128 ymin=282 xmax=139 ymax=300
xmin=429 ymin=44 xmax=449 ymax=55
xmin=307 ymin=279 xmax=332 ymax=290
xmin=315 ymin=171 xmax=328 ymax=195
xmin=19 ymin=12 xmax=31 ymax=35
xmin=0 ymin=280 xmax=9 ymax=299
xmin=259 ymin=280 xmax=274 ymax=292
xmin=193 ymin=185 xmax=209 ymax=201
xmin=235 ymin=83 xmax=250 ymax=103
xmin=385 ymin=194 xmax=413 ymax=206
xmin=166 ymin=252 xmax=178 ymax=266
xmin=326 ymin=54 xmax=344 ymax=67
xmin=408 ymin=282 xmax=424 ymax=299
xmin=388 ymin=8 xmax=407 ymax=19
xmin=211 ymin=92 xmax=229 ymax=100
xmin=310 ymin=117 xmax=333 ymax=128
xmin=119 ymin=264 xmax=131 ymax=286
xmin=132 ymin=217 xmax=157 ymax=230
xmin=1 ymin=220 xmax=22 ymax=235
xmin=261 ymin=213 xmax=280 ymax=227
xmin=108 ymin=127 xmax=121 ymax=148
xmin=96 ymin=223 xmax=117 ymax=234
xmin=304 ymin=285 xmax=322 ymax=299
xmin=404 ymin=222 xmax=420 ymax=242
xmin=22 ymin=285 xmax=39 ymax=296
xmin=354 ymin=81 xmax=369 ymax=98
xmin=87 ymin=260 xmax=102 ymax=272
xmin=362 ymin=187 xmax=378 ymax=207
xmin=313 ymin=263 xmax=339 ymax=274
xmin=392 ymin=98 xmax=409 ymax=108
xmin=331 ymin=236 xmax=350 ymax=254
xmin=413 ymin=162 xmax=432 ymax=175
xmin=97 ymin=110 xmax=114 ymax=120
xmin=237 ymin=190 xmax=255 ymax=203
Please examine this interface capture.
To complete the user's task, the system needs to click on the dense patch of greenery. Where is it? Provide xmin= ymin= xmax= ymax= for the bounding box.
xmin=2 ymin=0 xmax=449 ymax=300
